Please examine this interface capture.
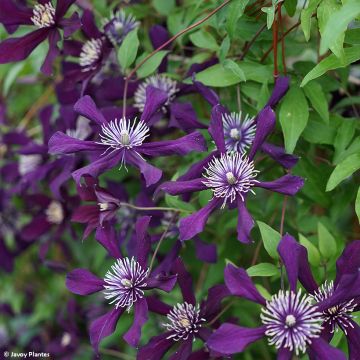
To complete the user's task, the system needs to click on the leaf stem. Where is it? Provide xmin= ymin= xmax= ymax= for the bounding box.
xmin=118 ymin=202 xmax=191 ymax=213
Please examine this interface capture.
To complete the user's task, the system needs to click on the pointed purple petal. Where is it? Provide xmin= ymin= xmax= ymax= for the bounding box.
xmin=66 ymin=269 xmax=105 ymax=295
xmin=125 ymin=151 xmax=162 ymax=187
xmin=123 ymin=297 xmax=148 ymax=347
xmin=256 ymin=174 xmax=304 ymax=196
xmin=248 ymin=106 xmax=276 ymax=161
xmin=74 ymin=95 xmax=107 ymax=126
xmin=55 ymin=0 xmax=76 ymax=20
xmin=194 ymin=237 xmax=217 ymax=263
xmin=0 ymin=0 xmax=33 ymax=28
xmin=90 ymin=308 xmax=124 ymax=352
xmin=0 ymin=29 xmax=49 ymax=63
xmin=347 ymin=320 xmax=360 ymax=360
xmin=335 ymin=240 xmax=360 ymax=286
xmin=207 ymin=324 xmax=266 ymax=355
xmin=155 ymin=178 xmax=206 ymax=197
xmin=139 ymin=131 xmax=206 ymax=157
xmin=266 ymin=76 xmax=290 ymax=108
xmin=179 ymin=198 xmax=221 ymax=241
xmin=202 ymin=284 xmax=230 ymax=320
xmin=277 ymin=348 xmax=293 ymax=360
xmin=237 ymin=198 xmax=254 ymax=244
xmin=193 ymin=79 xmax=219 ymax=107
xmin=224 ymin=264 xmax=266 ymax=305
xmin=278 ymin=233 xmax=318 ymax=293
xmin=169 ymin=102 xmax=206 ymax=132
xmin=81 ymin=10 xmax=102 ymax=39
xmin=308 ymin=337 xmax=346 ymax=360
xmin=135 ymin=216 xmax=151 ymax=268
xmin=21 ymin=215 xmax=52 ymax=241
xmin=138 ymin=333 xmax=173 ymax=360
xmin=140 ymin=86 xmax=168 ymax=123
xmin=178 ymin=151 xmax=217 ymax=181
xmin=173 ymin=258 xmax=195 ymax=305
xmin=95 ymin=225 xmax=122 ymax=259
xmin=48 ymin=131 xmax=104 ymax=154
xmin=41 ymin=29 xmax=60 ymax=75
xmin=146 ymin=274 xmax=177 ymax=292
xmin=169 ymin=337 xmax=193 ymax=360
xmin=261 ymin=142 xmax=299 ymax=169
xmin=209 ymin=104 xmax=227 ymax=153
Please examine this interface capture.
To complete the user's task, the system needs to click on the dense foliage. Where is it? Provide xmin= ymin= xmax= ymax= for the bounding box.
xmin=1 ymin=0 xmax=360 ymax=359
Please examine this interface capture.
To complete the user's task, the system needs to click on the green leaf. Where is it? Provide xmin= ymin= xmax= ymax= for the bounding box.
xmin=284 ymin=0 xmax=297 ymax=17
xmin=303 ymin=82 xmax=329 ymax=123
xmin=261 ymin=5 xmax=276 ymax=29
xmin=118 ymin=29 xmax=139 ymax=70
xmin=189 ymin=30 xmax=219 ymax=51
xmin=255 ymin=284 xmax=272 ymax=300
xmin=136 ymin=50 xmax=169 ymax=78
xmin=299 ymin=233 xmax=321 ymax=266
xmin=319 ymin=0 xmax=360 ymax=55
xmin=3 ymin=62 xmax=24 ymax=96
xmin=334 ymin=119 xmax=356 ymax=159
xmin=257 ymin=221 xmax=281 ymax=260
xmin=318 ymin=221 xmax=337 ymax=259
xmin=222 ymin=59 xmax=246 ymax=82
xmin=317 ymin=0 xmax=345 ymax=58
xmin=356 ymin=187 xmax=360 ymax=224
xmin=326 ymin=153 xmax=360 ymax=191
xmin=247 ymin=263 xmax=278 ymax=277
xmin=165 ymin=194 xmax=196 ymax=212
xmin=226 ymin=0 xmax=249 ymax=38
xmin=199 ymin=190 xmax=213 ymax=207
xmin=301 ymin=46 xmax=360 ymax=87
xmin=218 ymin=36 xmax=230 ymax=63
xmin=279 ymin=86 xmax=309 ymax=153
xmin=301 ymin=0 xmax=321 ymax=41
xmin=153 ymin=0 xmax=175 ymax=15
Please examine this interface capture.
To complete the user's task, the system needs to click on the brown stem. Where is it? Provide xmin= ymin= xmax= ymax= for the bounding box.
xmin=272 ymin=5 xmax=280 ymax=79
xmin=278 ymin=3 xmax=287 ymax=75
xmin=279 ymin=195 xmax=288 ymax=236
xmin=122 ymin=0 xmax=233 ymax=118
xmin=239 ymin=23 xmax=267 ymax=60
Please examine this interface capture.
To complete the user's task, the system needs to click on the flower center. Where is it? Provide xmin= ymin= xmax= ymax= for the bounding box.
xmin=222 ymin=112 xmax=256 ymax=153
xmin=164 ymin=302 xmax=205 ymax=341
xmin=134 ymin=75 xmax=179 ymax=112
xmin=31 ymin=2 xmax=55 ymax=28
xmin=103 ymin=11 xmax=139 ymax=46
xmin=261 ymin=290 xmax=323 ymax=355
xmin=311 ymin=281 xmax=356 ymax=335
xmin=80 ymin=38 xmax=103 ymax=72
xmin=18 ymin=154 xmax=42 ymax=175
xmin=103 ymin=257 xmax=149 ymax=311
xmin=98 ymin=202 xmax=109 ymax=211
xmin=45 ymin=201 xmax=64 ymax=225
xmin=120 ymin=130 xmax=130 ymax=146
xmin=202 ymin=152 xmax=259 ymax=208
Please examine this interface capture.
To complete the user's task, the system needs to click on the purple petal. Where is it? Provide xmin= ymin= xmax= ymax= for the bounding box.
xmin=60 ymin=12 xmax=81 ymax=38
xmin=0 ymin=0 xmax=33 ymax=28
xmin=169 ymin=102 xmax=206 ymax=132
xmin=256 ymin=174 xmax=304 ymax=196
xmin=48 ymin=131 xmax=103 ymax=154
xmin=66 ymin=269 xmax=105 ymax=295
xmin=146 ymin=296 xmax=173 ymax=315
xmin=125 ymin=151 xmax=162 ymax=187
xmin=137 ymin=333 xmax=173 ymax=360
xmin=179 ymin=198 xmax=221 ymax=241
xmin=140 ymin=86 xmax=168 ymax=123
xmin=261 ymin=142 xmax=299 ymax=169
xmin=49 ymin=157 xmax=75 ymax=199
xmin=0 ymin=29 xmax=49 ymax=63
xmin=140 ymin=131 xmax=206 ymax=157
xmin=155 ymin=178 xmax=206 ymax=197
xmin=202 ymin=284 xmax=230 ymax=320
xmin=123 ymin=298 xmax=148 ymax=347
xmin=95 ymin=225 xmax=122 ymax=259
xmin=169 ymin=337 xmax=193 ymax=360
xmin=207 ymin=324 xmax=266 ymax=355
xmin=266 ymin=76 xmax=290 ymax=108
xmin=277 ymin=348 xmax=293 ymax=360
xmin=193 ymin=79 xmax=219 ymax=107
xmin=149 ymin=25 xmax=169 ymax=72
xmin=74 ymin=95 xmax=107 ymax=126
xmin=346 ymin=320 xmax=360 ymax=360
xmin=55 ymin=0 xmax=76 ymax=20
xmin=90 ymin=308 xmax=124 ymax=352
xmin=135 ymin=216 xmax=151 ymax=268
xmin=178 ymin=151 xmax=217 ymax=181
xmin=146 ymin=274 xmax=177 ymax=292
xmin=248 ymin=106 xmax=276 ymax=161
xmin=209 ymin=104 xmax=227 ymax=153
xmin=81 ymin=10 xmax=102 ymax=39
xmin=41 ymin=29 xmax=60 ymax=75
xmin=278 ymin=233 xmax=318 ymax=293
xmin=72 ymin=151 xmax=122 ymax=184
xmin=308 ymin=337 xmax=346 ymax=360
xmin=335 ymin=240 xmax=360 ymax=286
xmin=194 ymin=237 xmax=217 ymax=263
xmin=173 ymin=258 xmax=196 ymax=305
xmin=21 ymin=215 xmax=52 ymax=242
xmin=224 ymin=264 xmax=266 ymax=305
xmin=237 ymin=198 xmax=254 ymax=244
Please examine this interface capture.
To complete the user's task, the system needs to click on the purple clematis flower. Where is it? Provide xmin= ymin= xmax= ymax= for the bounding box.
xmin=66 ymin=216 xmax=177 ymax=351
xmin=207 ymin=259 xmax=347 ymax=360
xmin=156 ymin=104 xmax=304 ymax=243
xmin=48 ymin=95 xmax=207 ymax=187
xmin=138 ymin=258 xmax=230 ymax=360
xmin=0 ymin=0 xmax=80 ymax=75
xmin=278 ymin=234 xmax=360 ymax=359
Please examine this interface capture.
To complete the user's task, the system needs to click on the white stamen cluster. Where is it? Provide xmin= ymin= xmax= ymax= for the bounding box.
xmin=103 ymin=257 xmax=149 ymax=311
xmin=18 ymin=154 xmax=42 ymax=175
xmin=202 ymin=152 xmax=259 ymax=208
xmin=311 ymin=281 xmax=357 ymax=335
xmin=261 ymin=290 xmax=323 ymax=355
xmin=45 ymin=201 xmax=64 ymax=224
xmin=164 ymin=302 xmax=205 ymax=341
xmin=66 ymin=116 xmax=92 ymax=140
xmin=31 ymin=2 xmax=56 ymax=28
xmin=222 ymin=112 xmax=256 ymax=153
xmin=134 ymin=75 xmax=179 ymax=112
xmin=80 ymin=38 xmax=103 ymax=72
